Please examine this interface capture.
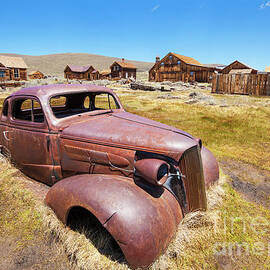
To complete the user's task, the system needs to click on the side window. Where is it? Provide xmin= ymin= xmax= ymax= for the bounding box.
xmin=2 ymin=101 xmax=8 ymax=117
xmin=12 ymin=98 xmax=45 ymax=123
xmin=94 ymin=94 xmax=118 ymax=110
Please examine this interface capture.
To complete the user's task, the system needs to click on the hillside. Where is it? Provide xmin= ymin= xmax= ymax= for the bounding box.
xmin=0 ymin=53 xmax=154 ymax=77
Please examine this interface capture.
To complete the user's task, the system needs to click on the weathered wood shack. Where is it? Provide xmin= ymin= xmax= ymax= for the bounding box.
xmin=221 ymin=60 xmax=257 ymax=74
xmin=100 ymin=70 xmax=111 ymax=79
xmin=0 ymin=56 xmax=28 ymax=81
xmin=64 ymin=65 xmax=99 ymax=80
xmin=28 ymin=70 xmax=44 ymax=79
xmin=149 ymin=52 xmax=216 ymax=83
xmin=110 ymin=59 xmax=136 ymax=79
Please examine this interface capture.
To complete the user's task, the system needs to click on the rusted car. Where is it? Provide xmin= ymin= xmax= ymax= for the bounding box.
xmin=0 ymin=84 xmax=219 ymax=269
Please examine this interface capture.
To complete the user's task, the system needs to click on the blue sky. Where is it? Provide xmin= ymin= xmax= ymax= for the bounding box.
xmin=1 ymin=0 xmax=270 ymax=70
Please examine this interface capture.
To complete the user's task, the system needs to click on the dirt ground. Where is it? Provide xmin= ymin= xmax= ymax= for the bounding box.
xmin=0 ymin=237 xmax=71 ymax=270
xmin=220 ymin=158 xmax=270 ymax=209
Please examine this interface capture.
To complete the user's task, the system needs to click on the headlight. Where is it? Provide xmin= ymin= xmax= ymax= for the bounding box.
xmin=134 ymin=159 xmax=169 ymax=186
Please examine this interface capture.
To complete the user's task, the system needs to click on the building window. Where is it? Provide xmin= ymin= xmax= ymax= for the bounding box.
xmin=169 ymin=55 xmax=173 ymax=61
xmin=0 ymin=71 xmax=5 ymax=78
xmin=190 ymin=72 xmax=194 ymax=76
xmin=177 ymin=61 xmax=181 ymax=65
xmin=14 ymin=69 xmax=19 ymax=78
xmin=161 ymin=62 xmax=164 ymax=66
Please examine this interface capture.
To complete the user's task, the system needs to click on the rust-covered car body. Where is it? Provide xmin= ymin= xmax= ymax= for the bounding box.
xmin=0 ymin=84 xmax=219 ymax=269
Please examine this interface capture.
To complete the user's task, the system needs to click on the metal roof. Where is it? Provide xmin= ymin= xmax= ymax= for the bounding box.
xmin=170 ymin=53 xmax=202 ymax=66
xmin=66 ymin=65 xmax=93 ymax=73
xmin=111 ymin=61 xmax=136 ymax=69
xmin=0 ymin=55 xmax=28 ymax=69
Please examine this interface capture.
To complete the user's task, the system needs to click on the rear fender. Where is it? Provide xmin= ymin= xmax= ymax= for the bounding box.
xmin=45 ymin=174 xmax=183 ymax=269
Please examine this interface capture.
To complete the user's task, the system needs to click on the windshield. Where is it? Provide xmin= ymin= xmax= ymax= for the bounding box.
xmin=50 ymin=92 xmax=120 ymax=119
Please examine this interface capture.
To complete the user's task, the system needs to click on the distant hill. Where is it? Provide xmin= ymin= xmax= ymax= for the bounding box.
xmin=0 ymin=53 xmax=154 ymax=77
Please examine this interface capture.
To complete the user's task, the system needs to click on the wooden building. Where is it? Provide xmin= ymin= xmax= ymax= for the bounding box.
xmin=221 ymin=60 xmax=257 ymax=74
xmin=266 ymin=66 xmax=270 ymax=73
xmin=110 ymin=59 xmax=136 ymax=79
xmin=149 ymin=52 xmax=216 ymax=83
xmin=64 ymin=65 xmax=100 ymax=80
xmin=100 ymin=70 xmax=111 ymax=80
xmin=28 ymin=70 xmax=44 ymax=79
xmin=0 ymin=55 xmax=28 ymax=81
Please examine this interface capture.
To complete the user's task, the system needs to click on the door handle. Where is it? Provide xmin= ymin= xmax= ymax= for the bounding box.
xmin=3 ymin=131 xmax=9 ymax=141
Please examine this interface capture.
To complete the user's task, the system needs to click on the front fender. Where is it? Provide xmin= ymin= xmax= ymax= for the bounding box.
xmin=201 ymin=146 xmax=219 ymax=187
xmin=45 ymin=174 xmax=183 ymax=269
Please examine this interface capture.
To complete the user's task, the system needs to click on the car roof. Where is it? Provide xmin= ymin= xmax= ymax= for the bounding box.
xmin=9 ymin=84 xmax=114 ymax=99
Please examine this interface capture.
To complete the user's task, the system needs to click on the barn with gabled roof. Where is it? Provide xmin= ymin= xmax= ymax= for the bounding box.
xmin=220 ymin=60 xmax=257 ymax=74
xmin=149 ymin=52 xmax=216 ymax=83
xmin=64 ymin=65 xmax=99 ymax=80
xmin=110 ymin=59 xmax=136 ymax=80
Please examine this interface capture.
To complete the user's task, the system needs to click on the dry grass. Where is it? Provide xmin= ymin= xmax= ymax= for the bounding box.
xmin=0 ymin=157 xmax=71 ymax=269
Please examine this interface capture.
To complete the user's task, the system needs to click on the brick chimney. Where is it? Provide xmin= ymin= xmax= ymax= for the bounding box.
xmin=156 ymin=56 xmax=160 ymax=63
xmin=122 ymin=58 xmax=125 ymax=63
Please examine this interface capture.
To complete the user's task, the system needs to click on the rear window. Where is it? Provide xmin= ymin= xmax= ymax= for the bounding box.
xmin=50 ymin=92 xmax=120 ymax=119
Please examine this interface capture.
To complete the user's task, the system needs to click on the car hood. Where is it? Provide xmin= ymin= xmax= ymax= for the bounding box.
xmin=60 ymin=111 xmax=198 ymax=161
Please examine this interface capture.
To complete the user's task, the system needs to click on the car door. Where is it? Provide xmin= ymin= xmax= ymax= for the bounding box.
xmin=8 ymin=96 xmax=55 ymax=185
xmin=0 ymin=98 xmax=11 ymax=157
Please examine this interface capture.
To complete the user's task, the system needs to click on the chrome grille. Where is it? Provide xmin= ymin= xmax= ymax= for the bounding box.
xmin=179 ymin=145 xmax=207 ymax=212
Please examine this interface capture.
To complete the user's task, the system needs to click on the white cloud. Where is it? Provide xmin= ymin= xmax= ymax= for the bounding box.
xmin=151 ymin=4 xmax=160 ymax=12
xmin=260 ymin=1 xmax=270 ymax=9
